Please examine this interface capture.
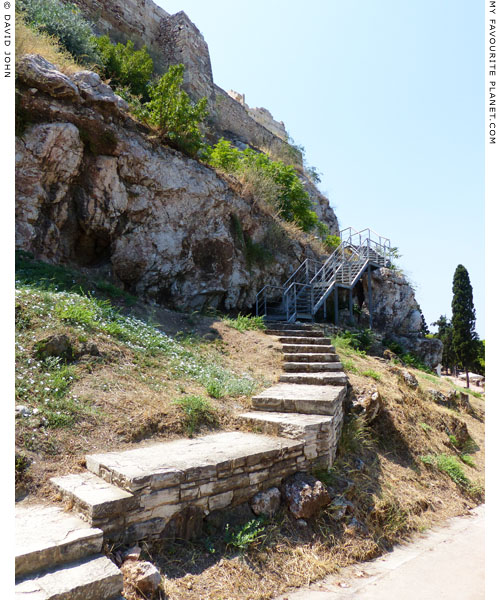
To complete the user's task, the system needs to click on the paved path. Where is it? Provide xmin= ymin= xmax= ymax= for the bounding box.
xmin=277 ymin=505 xmax=484 ymax=600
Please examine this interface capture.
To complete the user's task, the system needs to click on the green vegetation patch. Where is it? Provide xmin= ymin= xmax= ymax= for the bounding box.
xmin=173 ymin=395 xmax=218 ymax=437
xmin=15 ymin=256 xmax=259 ymax=436
xmin=205 ymin=138 xmax=327 ymax=236
xmin=222 ymin=314 xmax=266 ymax=333
xmin=361 ymin=369 xmax=381 ymax=381
xmin=420 ymin=454 xmax=480 ymax=496
xmin=224 ymin=517 xmax=267 ymax=553
xmin=17 ymin=0 xmax=100 ymax=64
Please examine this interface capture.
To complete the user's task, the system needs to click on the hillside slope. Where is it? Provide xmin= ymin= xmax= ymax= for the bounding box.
xmin=15 ymin=254 xmax=484 ymax=600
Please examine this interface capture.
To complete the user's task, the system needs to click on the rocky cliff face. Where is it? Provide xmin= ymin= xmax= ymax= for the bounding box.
xmin=62 ymin=0 xmax=339 ymax=234
xmin=16 ymin=55 xmax=324 ymax=311
xmin=361 ymin=268 xmax=443 ymax=367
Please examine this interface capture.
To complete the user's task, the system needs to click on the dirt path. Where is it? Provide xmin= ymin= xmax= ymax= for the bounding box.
xmin=276 ymin=505 xmax=484 ymax=600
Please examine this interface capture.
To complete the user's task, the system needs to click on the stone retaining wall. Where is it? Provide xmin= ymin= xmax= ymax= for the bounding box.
xmin=54 ymin=433 xmax=317 ymax=544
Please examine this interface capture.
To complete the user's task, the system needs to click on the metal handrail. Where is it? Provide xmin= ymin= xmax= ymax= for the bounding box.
xmin=255 ymin=226 xmax=391 ymax=322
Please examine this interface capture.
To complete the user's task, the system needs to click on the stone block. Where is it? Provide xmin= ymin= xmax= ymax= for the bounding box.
xmin=15 ymin=554 xmax=122 ymax=600
xmin=208 ymin=491 xmax=233 ymax=511
xmin=15 ymin=505 xmax=103 ymax=578
xmin=140 ymin=487 xmax=180 ymax=510
xmin=50 ymin=472 xmax=137 ymax=521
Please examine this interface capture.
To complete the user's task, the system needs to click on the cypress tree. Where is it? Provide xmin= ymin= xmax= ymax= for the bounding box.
xmin=451 ymin=265 xmax=478 ymax=387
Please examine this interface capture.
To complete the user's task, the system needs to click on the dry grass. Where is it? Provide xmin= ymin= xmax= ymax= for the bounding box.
xmin=15 ymin=275 xmax=282 ymax=501
xmin=15 ymin=258 xmax=484 ymax=599
xmin=15 ymin=15 xmax=81 ymax=74
xmin=141 ymin=333 xmax=484 ymax=600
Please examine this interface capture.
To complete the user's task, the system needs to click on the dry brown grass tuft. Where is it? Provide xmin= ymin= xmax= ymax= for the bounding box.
xmin=15 ymin=16 xmax=81 ymax=74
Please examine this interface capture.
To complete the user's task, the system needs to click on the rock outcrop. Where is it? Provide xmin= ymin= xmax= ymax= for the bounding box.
xmin=64 ymin=0 xmax=340 ymax=233
xmin=360 ymin=268 xmax=443 ymax=368
xmin=16 ymin=55 xmax=325 ymax=312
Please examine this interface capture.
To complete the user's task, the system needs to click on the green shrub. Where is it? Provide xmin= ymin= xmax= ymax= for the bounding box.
xmin=224 ymin=517 xmax=267 ymax=552
xmin=136 ymin=64 xmax=208 ymax=156
xmin=17 ymin=0 xmax=100 ymax=64
xmin=341 ymin=358 xmax=358 ymax=374
xmin=460 ymin=454 xmax=476 ymax=468
xmin=93 ymin=35 xmax=153 ymax=98
xmin=323 ymin=234 xmax=341 ymax=251
xmin=383 ymin=337 xmax=433 ymax=373
xmin=338 ymin=329 xmax=373 ymax=353
xmin=15 ymin=453 xmax=31 ymax=484
xmin=173 ymin=395 xmax=218 ymax=436
xmin=205 ymin=138 xmax=241 ymax=172
xmin=222 ymin=314 xmax=266 ymax=333
xmin=206 ymin=139 xmax=325 ymax=234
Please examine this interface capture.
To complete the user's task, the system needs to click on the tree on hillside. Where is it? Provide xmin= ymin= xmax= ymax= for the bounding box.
xmin=451 ymin=265 xmax=478 ymax=387
xmin=431 ymin=315 xmax=455 ymax=374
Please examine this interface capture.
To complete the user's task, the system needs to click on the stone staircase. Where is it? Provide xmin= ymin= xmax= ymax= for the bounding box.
xmin=15 ymin=504 xmax=123 ymax=599
xmin=239 ymin=322 xmax=346 ymax=466
xmin=15 ymin=322 xmax=347 ymax=598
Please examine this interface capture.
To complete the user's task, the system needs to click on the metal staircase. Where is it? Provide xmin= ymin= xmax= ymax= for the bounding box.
xmin=256 ymin=227 xmax=391 ymax=324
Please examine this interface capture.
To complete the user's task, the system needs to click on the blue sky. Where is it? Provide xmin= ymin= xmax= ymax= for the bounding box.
xmin=161 ymin=0 xmax=485 ymax=338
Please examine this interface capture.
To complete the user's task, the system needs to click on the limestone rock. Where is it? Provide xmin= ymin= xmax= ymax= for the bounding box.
xmin=16 ymin=121 xmax=84 ymax=254
xmin=329 ymin=497 xmax=354 ymax=521
xmin=34 ymin=334 xmax=74 ymax=362
xmin=15 ymin=66 xmax=323 ymax=312
xmin=401 ymin=369 xmax=419 ymax=389
xmin=390 ymin=366 xmax=419 ymax=389
xmin=362 ymin=268 xmax=423 ymax=336
xmin=121 ymin=559 xmax=161 ymax=596
xmin=16 ymin=405 xmax=32 ymax=417
xmin=351 ymin=386 xmax=382 ymax=423
xmin=16 ymin=54 xmax=80 ymax=100
xmin=283 ymin=472 xmax=331 ymax=520
xmin=428 ymin=389 xmax=449 ymax=406
xmin=250 ymin=487 xmax=281 ymax=517
xmin=72 ymin=70 xmax=128 ymax=113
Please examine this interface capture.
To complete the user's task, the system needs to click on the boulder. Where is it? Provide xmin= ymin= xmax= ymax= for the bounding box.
xmin=16 ymin=55 xmax=80 ymax=100
xmin=390 ymin=366 xmax=419 ymax=389
xmin=121 ymin=559 xmax=161 ymax=596
xmin=329 ymin=497 xmax=354 ymax=521
xmin=351 ymin=386 xmax=382 ymax=423
xmin=71 ymin=70 xmax=129 ymax=113
xmin=33 ymin=334 xmax=74 ymax=362
xmin=282 ymin=473 xmax=331 ymax=520
xmin=361 ymin=268 xmax=423 ymax=336
xmin=250 ymin=487 xmax=281 ymax=517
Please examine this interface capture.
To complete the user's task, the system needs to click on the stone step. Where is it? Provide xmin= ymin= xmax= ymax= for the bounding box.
xmin=279 ymin=372 xmax=348 ymax=386
xmin=278 ymin=336 xmax=331 ymax=345
xmin=239 ymin=410 xmax=334 ymax=438
xmin=266 ymin=323 xmax=316 ymax=330
xmin=252 ymin=383 xmax=347 ymax=415
xmin=266 ymin=329 xmax=324 ymax=337
xmin=50 ymin=472 xmax=138 ymax=526
xmin=15 ymin=504 xmax=103 ymax=578
xmin=281 ymin=344 xmax=337 ymax=354
xmin=283 ymin=361 xmax=343 ymax=373
xmin=283 ymin=352 xmax=340 ymax=363
xmin=15 ymin=554 xmax=123 ymax=600
xmin=239 ymin=411 xmax=336 ymax=463
xmin=86 ymin=431 xmax=304 ymax=494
